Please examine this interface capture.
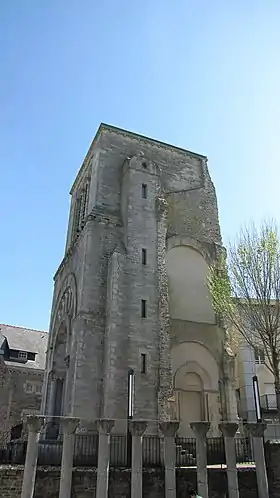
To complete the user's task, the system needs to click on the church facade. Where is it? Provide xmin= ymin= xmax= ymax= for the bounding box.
xmin=41 ymin=124 xmax=237 ymax=436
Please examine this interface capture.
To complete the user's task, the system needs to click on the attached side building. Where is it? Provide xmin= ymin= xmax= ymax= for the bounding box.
xmin=0 ymin=324 xmax=48 ymax=431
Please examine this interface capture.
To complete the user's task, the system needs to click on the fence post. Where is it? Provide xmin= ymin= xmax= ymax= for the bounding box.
xmin=96 ymin=419 xmax=115 ymax=498
xmin=190 ymin=422 xmax=210 ymax=498
xmin=245 ymin=423 xmax=269 ymax=498
xmin=129 ymin=420 xmax=147 ymax=498
xmin=219 ymin=422 xmax=239 ymax=498
xmin=21 ymin=415 xmax=44 ymax=498
xmin=58 ymin=417 xmax=79 ymax=498
xmin=159 ymin=421 xmax=180 ymax=498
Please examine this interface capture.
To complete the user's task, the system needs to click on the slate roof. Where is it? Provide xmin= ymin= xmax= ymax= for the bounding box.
xmin=0 ymin=324 xmax=48 ymax=371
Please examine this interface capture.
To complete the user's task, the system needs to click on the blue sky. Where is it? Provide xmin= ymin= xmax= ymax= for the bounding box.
xmin=0 ymin=1 xmax=280 ymax=331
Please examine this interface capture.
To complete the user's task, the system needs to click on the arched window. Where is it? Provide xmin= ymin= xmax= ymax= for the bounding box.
xmin=72 ymin=178 xmax=90 ymax=241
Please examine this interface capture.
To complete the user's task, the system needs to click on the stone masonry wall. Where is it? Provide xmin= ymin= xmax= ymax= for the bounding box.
xmin=0 ymin=466 xmax=258 ymax=498
xmin=0 ymin=365 xmax=43 ymax=431
xmin=44 ymin=124 xmax=226 ymax=430
xmin=265 ymin=442 xmax=280 ymax=498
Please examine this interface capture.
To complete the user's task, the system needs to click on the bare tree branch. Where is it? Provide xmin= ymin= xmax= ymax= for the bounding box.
xmin=208 ymin=219 xmax=280 ymax=420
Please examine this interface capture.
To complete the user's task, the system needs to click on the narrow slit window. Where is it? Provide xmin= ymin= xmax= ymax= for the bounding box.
xmin=142 ymin=184 xmax=147 ymax=199
xmin=141 ymin=300 xmax=147 ymax=318
xmin=141 ymin=353 xmax=147 ymax=374
xmin=142 ymin=248 xmax=147 ymax=265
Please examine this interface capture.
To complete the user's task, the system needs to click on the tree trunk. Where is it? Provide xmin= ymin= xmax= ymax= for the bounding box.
xmin=274 ymin=379 xmax=280 ymax=422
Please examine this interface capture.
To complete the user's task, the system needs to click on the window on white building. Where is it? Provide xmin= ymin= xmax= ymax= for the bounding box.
xmin=25 ymin=382 xmax=33 ymax=393
xmin=72 ymin=178 xmax=90 ymax=241
xmin=24 ymin=381 xmax=42 ymax=395
xmin=254 ymin=348 xmax=265 ymax=364
xmin=18 ymin=351 xmax=28 ymax=360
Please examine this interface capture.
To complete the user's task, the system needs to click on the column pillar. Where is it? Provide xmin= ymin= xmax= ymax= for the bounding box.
xmin=159 ymin=421 xmax=180 ymax=498
xmin=245 ymin=423 xmax=269 ymax=498
xmin=49 ymin=375 xmax=57 ymax=416
xmin=219 ymin=422 xmax=239 ymax=498
xmin=96 ymin=419 xmax=115 ymax=498
xmin=21 ymin=415 xmax=44 ymax=498
xmin=45 ymin=374 xmax=57 ymax=439
xmin=129 ymin=420 xmax=148 ymax=498
xmin=190 ymin=422 xmax=210 ymax=498
xmin=58 ymin=418 xmax=79 ymax=498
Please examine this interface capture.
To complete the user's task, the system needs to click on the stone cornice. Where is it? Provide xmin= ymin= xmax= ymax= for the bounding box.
xmin=54 ymin=208 xmax=122 ymax=281
xmin=7 ymin=365 xmax=44 ymax=377
xmin=87 ymin=208 xmax=122 ymax=228
xmin=70 ymin=122 xmax=207 ymax=195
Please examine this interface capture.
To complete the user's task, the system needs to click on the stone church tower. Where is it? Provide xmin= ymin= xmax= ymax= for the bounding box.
xmin=42 ymin=124 xmax=237 ymax=435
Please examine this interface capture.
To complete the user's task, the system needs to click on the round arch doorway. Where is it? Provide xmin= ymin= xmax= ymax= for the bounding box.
xmin=175 ymin=372 xmax=205 ymax=437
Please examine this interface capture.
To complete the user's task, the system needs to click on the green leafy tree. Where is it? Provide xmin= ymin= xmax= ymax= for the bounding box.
xmin=208 ymin=220 xmax=280 ymax=420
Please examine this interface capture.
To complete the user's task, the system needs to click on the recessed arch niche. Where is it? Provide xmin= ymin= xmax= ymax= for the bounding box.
xmin=167 ymin=244 xmax=215 ymax=324
xmin=172 ymin=342 xmax=220 ymax=436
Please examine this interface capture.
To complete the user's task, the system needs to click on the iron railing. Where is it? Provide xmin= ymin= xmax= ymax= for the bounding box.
xmin=37 ymin=434 xmax=99 ymax=467
xmin=0 ymin=431 xmax=255 ymax=468
xmin=110 ymin=436 xmax=162 ymax=467
xmin=37 ymin=439 xmax=63 ymax=466
xmin=176 ymin=437 xmax=226 ymax=467
xmin=235 ymin=438 xmax=254 ymax=464
xmin=110 ymin=435 xmax=128 ymax=467
xmin=176 ymin=437 xmax=196 ymax=466
xmin=142 ymin=436 xmax=162 ymax=467
xmin=0 ymin=431 xmax=27 ymax=464
xmin=261 ymin=395 xmax=277 ymax=412
xmin=74 ymin=434 xmax=98 ymax=467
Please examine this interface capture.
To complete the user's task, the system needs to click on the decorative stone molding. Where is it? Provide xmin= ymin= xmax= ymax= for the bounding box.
xmin=87 ymin=208 xmax=121 ymax=227
xmin=78 ymin=419 xmax=98 ymax=434
xmin=190 ymin=421 xmax=210 ymax=439
xmin=166 ymin=235 xmax=216 ymax=266
xmin=7 ymin=366 xmax=44 ymax=377
xmin=97 ymin=419 xmax=115 ymax=435
xmin=54 ymin=206 xmax=123 ymax=279
xmin=245 ymin=422 xmax=267 ymax=438
xmin=129 ymin=420 xmax=148 ymax=437
xmin=60 ymin=417 xmax=80 ymax=435
xmin=51 ymin=273 xmax=77 ymax=328
xmin=26 ymin=415 xmax=44 ymax=433
xmin=159 ymin=421 xmax=180 ymax=438
xmin=219 ymin=422 xmax=239 ymax=438
xmin=173 ymin=360 xmax=213 ymax=391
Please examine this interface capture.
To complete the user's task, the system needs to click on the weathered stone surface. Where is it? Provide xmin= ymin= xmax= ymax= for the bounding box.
xmin=0 ymin=466 xmax=259 ymax=498
xmin=245 ymin=422 xmax=267 ymax=438
xmin=265 ymin=442 xmax=280 ymax=498
xmin=42 ymin=123 xmax=237 ymax=436
xmin=0 ymin=325 xmax=47 ymax=433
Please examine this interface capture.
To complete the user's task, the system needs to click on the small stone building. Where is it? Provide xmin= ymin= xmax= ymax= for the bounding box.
xmin=42 ymin=124 xmax=238 ymax=436
xmin=0 ymin=324 xmax=48 ymax=431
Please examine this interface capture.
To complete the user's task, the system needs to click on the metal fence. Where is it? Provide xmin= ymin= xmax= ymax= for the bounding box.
xmin=176 ymin=437 xmax=226 ymax=467
xmin=235 ymin=438 xmax=254 ymax=464
xmin=261 ymin=395 xmax=277 ymax=412
xmin=0 ymin=432 xmax=27 ymax=465
xmin=0 ymin=431 xmax=255 ymax=469
xmin=175 ymin=437 xmax=254 ymax=467
xmin=74 ymin=435 xmax=98 ymax=467
xmin=143 ymin=435 xmax=162 ymax=467
xmin=37 ymin=434 xmax=99 ymax=467
xmin=110 ymin=435 xmax=162 ymax=467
